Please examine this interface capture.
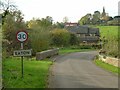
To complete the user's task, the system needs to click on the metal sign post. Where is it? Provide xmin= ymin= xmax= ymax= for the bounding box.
xmin=16 ymin=31 xmax=28 ymax=78
xmin=21 ymin=42 xmax=24 ymax=78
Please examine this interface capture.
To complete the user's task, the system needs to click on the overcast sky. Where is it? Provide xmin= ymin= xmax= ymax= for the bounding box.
xmin=12 ymin=0 xmax=119 ymax=22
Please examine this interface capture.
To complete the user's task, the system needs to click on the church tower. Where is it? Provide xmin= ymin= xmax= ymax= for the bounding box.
xmin=101 ymin=7 xmax=109 ymax=21
xmin=102 ymin=7 xmax=106 ymax=17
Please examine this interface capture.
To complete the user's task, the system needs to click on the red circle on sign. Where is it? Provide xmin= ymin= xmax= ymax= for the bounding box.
xmin=16 ymin=30 xmax=28 ymax=42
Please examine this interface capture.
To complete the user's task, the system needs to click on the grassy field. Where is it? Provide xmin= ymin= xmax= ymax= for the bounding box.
xmin=2 ymin=57 xmax=52 ymax=88
xmin=96 ymin=26 xmax=118 ymax=39
xmin=94 ymin=59 xmax=120 ymax=75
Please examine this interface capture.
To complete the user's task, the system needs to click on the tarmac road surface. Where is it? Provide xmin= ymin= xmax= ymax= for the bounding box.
xmin=49 ymin=51 xmax=118 ymax=88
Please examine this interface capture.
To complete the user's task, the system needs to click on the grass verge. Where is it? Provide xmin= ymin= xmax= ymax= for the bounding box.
xmin=94 ymin=59 xmax=120 ymax=75
xmin=2 ymin=57 xmax=53 ymax=88
xmin=59 ymin=48 xmax=95 ymax=55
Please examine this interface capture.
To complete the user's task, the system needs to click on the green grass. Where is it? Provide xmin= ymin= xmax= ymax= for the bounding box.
xmin=59 ymin=48 xmax=81 ymax=54
xmin=96 ymin=26 xmax=118 ymax=39
xmin=59 ymin=47 xmax=95 ymax=54
xmin=3 ymin=57 xmax=53 ymax=88
xmin=94 ymin=59 xmax=120 ymax=75
xmin=95 ymin=26 xmax=118 ymax=57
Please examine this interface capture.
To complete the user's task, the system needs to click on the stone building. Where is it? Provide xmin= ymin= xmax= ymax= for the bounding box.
xmin=65 ymin=25 xmax=100 ymax=43
xmin=101 ymin=7 xmax=109 ymax=21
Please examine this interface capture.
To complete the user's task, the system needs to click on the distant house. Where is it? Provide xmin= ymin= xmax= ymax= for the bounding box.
xmin=65 ymin=25 xmax=100 ymax=43
xmin=65 ymin=22 xmax=79 ymax=27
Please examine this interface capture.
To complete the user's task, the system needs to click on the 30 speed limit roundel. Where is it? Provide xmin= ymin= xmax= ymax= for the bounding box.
xmin=16 ymin=31 xmax=28 ymax=42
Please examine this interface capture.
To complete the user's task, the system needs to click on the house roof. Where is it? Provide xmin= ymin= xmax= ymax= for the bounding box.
xmin=66 ymin=26 xmax=89 ymax=34
xmin=89 ymin=28 xmax=99 ymax=34
xmin=65 ymin=26 xmax=100 ymax=36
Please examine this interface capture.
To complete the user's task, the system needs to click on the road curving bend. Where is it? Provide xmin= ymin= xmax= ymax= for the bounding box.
xmin=49 ymin=51 xmax=118 ymax=88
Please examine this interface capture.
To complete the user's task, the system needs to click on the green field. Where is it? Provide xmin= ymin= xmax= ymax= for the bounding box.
xmin=96 ymin=26 xmax=118 ymax=39
xmin=3 ymin=57 xmax=52 ymax=88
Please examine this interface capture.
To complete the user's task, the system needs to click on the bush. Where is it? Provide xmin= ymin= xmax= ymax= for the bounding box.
xmin=69 ymin=33 xmax=79 ymax=45
xmin=2 ymin=13 xmax=27 ymax=56
xmin=103 ymin=37 xmax=118 ymax=57
xmin=51 ymin=29 xmax=70 ymax=47
xmin=30 ymin=27 xmax=51 ymax=54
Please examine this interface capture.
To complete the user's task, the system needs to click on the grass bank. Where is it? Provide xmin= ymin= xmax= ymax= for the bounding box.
xmin=59 ymin=47 xmax=96 ymax=54
xmin=94 ymin=59 xmax=120 ymax=75
xmin=3 ymin=57 xmax=53 ymax=88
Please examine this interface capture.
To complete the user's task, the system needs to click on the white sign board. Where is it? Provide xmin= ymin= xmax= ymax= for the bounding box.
xmin=14 ymin=50 xmax=31 ymax=56
xmin=16 ymin=31 xmax=28 ymax=42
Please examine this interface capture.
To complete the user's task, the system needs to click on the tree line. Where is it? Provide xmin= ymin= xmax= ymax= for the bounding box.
xmin=1 ymin=0 xmax=79 ymax=58
xmin=78 ymin=10 xmax=120 ymax=26
xmin=1 ymin=0 xmax=119 ymax=58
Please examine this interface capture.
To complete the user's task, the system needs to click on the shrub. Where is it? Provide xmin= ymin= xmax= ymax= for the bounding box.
xmin=69 ymin=33 xmax=79 ymax=45
xmin=98 ymin=26 xmax=118 ymax=58
xmin=2 ymin=13 xmax=27 ymax=56
xmin=30 ymin=27 xmax=51 ymax=54
xmin=103 ymin=37 xmax=118 ymax=57
xmin=51 ymin=29 xmax=70 ymax=47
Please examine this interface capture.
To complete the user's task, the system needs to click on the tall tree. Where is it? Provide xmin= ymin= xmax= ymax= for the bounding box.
xmin=92 ymin=11 xmax=101 ymax=25
xmin=78 ymin=13 xmax=92 ymax=25
xmin=27 ymin=16 xmax=53 ymax=29
xmin=63 ymin=16 xmax=69 ymax=23
xmin=2 ymin=10 xmax=26 ymax=55
xmin=40 ymin=16 xmax=53 ymax=27
xmin=53 ymin=22 xmax=65 ymax=29
xmin=1 ymin=0 xmax=17 ymax=24
xmin=46 ymin=16 xmax=53 ymax=24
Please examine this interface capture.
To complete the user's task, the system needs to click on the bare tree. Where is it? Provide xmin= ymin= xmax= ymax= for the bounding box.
xmin=0 ymin=0 xmax=17 ymax=24
xmin=0 ymin=0 xmax=17 ymax=12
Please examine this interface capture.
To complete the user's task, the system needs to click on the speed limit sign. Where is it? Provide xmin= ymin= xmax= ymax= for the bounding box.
xmin=16 ymin=31 xmax=28 ymax=42
xmin=15 ymin=30 xmax=29 ymax=78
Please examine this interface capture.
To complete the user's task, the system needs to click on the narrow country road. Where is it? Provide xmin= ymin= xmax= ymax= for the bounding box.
xmin=49 ymin=51 xmax=118 ymax=88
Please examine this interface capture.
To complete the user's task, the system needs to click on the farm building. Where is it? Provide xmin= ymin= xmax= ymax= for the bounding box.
xmin=65 ymin=25 xmax=100 ymax=43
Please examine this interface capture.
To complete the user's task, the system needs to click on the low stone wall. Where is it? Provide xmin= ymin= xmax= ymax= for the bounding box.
xmin=36 ymin=48 xmax=59 ymax=60
xmin=98 ymin=55 xmax=120 ymax=67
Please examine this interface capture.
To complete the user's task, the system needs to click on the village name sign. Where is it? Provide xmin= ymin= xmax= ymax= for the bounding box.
xmin=14 ymin=49 xmax=31 ymax=57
